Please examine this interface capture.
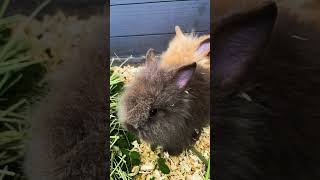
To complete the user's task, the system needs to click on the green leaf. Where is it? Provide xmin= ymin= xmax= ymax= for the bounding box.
xmin=121 ymin=148 xmax=130 ymax=156
xmin=129 ymin=151 xmax=141 ymax=166
xmin=115 ymin=135 xmax=131 ymax=149
xmin=150 ymin=177 xmax=155 ymax=180
xmin=126 ymin=132 xmax=138 ymax=143
xmin=130 ymin=151 xmax=139 ymax=159
xmin=157 ymin=158 xmax=170 ymax=174
xmin=205 ymin=159 xmax=210 ymax=180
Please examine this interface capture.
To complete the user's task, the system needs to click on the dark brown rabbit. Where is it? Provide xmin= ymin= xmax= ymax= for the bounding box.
xmin=23 ymin=19 xmax=107 ymax=179
xmin=118 ymin=27 xmax=210 ymax=155
xmin=213 ymin=1 xmax=320 ymax=180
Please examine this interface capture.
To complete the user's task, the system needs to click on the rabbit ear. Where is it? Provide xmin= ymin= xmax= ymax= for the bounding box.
xmin=196 ymin=37 xmax=210 ymax=56
xmin=145 ymin=48 xmax=156 ymax=64
xmin=213 ymin=2 xmax=277 ymax=89
xmin=174 ymin=62 xmax=197 ymax=89
xmin=175 ymin=26 xmax=185 ymax=38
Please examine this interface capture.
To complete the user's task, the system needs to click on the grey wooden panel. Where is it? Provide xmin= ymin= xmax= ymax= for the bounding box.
xmin=110 ymin=0 xmax=192 ymax=6
xmin=110 ymin=31 xmax=208 ymax=57
xmin=110 ymin=0 xmax=210 ymax=37
xmin=110 ymin=34 xmax=173 ymax=57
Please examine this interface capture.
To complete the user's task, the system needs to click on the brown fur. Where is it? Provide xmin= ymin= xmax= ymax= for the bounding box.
xmin=24 ymin=18 xmax=107 ymax=180
xmin=118 ymin=27 xmax=210 ymax=155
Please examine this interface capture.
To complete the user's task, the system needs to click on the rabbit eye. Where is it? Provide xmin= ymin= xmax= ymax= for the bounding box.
xmin=149 ymin=108 xmax=158 ymax=117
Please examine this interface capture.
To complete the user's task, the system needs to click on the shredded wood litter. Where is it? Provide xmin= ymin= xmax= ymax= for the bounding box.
xmin=10 ymin=12 xmax=104 ymax=72
xmin=113 ymin=65 xmax=210 ymax=180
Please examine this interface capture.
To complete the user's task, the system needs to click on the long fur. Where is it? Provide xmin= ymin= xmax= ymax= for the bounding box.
xmin=213 ymin=1 xmax=320 ymax=179
xmin=24 ymin=19 xmax=107 ymax=179
xmin=118 ymin=29 xmax=210 ymax=155
xmin=160 ymin=30 xmax=210 ymax=69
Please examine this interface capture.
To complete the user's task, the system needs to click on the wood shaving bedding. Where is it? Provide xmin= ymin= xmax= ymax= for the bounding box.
xmin=10 ymin=12 xmax=104 ymax=72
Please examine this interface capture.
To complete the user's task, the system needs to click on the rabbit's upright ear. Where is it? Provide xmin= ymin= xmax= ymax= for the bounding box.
xmin=196 ymin=37 xmax=210 ymax=57
xmin=145 ymin=48 xmax=157 ymax=65
xmin=173 ymin=62 xmax=197 ymax=90
xmin=213 ymin=2 xmax=277 ymax=90
xmin=175 ymin=26 xmax=185 ymax=38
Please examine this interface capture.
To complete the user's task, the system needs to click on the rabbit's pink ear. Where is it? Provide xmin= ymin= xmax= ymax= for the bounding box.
xmin=196 ymin=38 xmax=210 ymax=56
xmin=174 ymin=62 xmax=197 ymax=89
xmin=145 ymin=48 xmax=156 ymax=64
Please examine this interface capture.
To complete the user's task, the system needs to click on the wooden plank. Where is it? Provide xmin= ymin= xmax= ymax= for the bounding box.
xmin=110 ymin=31 xmax=208 ymax=57
xmin=110 ymin=0 xmax=210 ymax=37
xmin=110 ymin=34 xmax=173 ymax=57
xmin=110 ymin=0 xmax=191 ymax=6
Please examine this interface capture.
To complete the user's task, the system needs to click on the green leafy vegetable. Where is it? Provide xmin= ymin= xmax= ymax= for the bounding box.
xmin=129 ymin=151 xmax=141 ymax=166
xmin=157 ymin=158 xmax=170 ymax=174
xmin=110 ymin=63 xmax=140 ymax=180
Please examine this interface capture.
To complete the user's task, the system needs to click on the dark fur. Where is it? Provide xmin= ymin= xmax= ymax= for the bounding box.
xmin=213 ymin=1 xmax=320 ymax=179
xmin=24 ymin=19 xmax=107 ymax=179
xmin=118 ymin=53 xmax=210 ymax=155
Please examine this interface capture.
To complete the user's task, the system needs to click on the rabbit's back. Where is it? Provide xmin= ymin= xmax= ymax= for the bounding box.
xmin=160 ymin=28 xmax=210 ymax=70
xmin=24 ymin=19 xmax=107 ymax=180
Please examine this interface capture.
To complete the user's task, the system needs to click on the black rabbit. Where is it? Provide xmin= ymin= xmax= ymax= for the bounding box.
xmin=213 ymin=1 xmax=320 ymax=179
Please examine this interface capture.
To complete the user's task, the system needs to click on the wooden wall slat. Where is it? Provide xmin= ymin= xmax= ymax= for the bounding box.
xmin=110 ymin=31 xmax=208 ymax=57
xmin=110 ymin=0 xmax=210 ymax=37
xmin=110 ymin=34 xmax=173 ymax=57
xmin=110 ymin=0 xmax=192 ymax=6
